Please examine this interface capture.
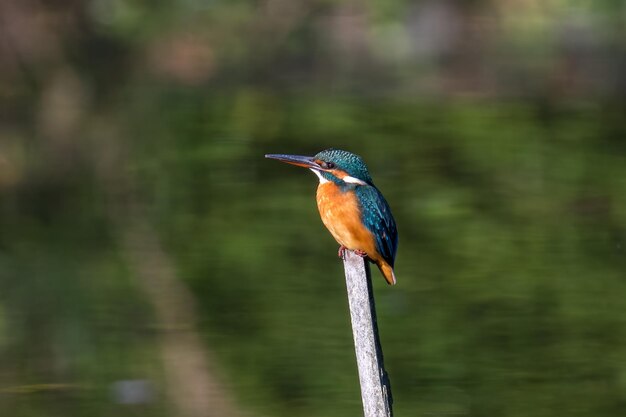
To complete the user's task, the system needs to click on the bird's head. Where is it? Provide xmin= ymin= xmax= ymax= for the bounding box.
xmin=265 ymin=148 xmax=373 ymax=186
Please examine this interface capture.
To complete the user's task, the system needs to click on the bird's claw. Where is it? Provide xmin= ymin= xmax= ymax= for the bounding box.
xmin=338 ymin=246 xmax=368 ymax=259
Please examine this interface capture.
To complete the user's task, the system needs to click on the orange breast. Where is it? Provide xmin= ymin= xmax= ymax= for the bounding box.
xmin=316 ymin=183 xmax=377 ymax=257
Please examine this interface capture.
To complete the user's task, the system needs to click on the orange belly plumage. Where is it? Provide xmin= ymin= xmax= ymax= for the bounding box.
xmin=316 ymin=182 xmax=396 ymax=285
xmin=316 ymin=183 xmax=376 ymax=256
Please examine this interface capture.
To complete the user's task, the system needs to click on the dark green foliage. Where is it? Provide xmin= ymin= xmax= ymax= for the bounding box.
xmin=1 ymin=1 xmax=625 ymax=416
xmin=132 ymin=94 xmax=626 ymax=417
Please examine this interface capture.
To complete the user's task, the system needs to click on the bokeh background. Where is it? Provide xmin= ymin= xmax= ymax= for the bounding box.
xmin=1 ymin=1 xmax=625 ymax=416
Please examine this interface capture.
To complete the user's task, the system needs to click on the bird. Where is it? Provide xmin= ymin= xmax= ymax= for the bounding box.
xmin=265 ymin=148 xmax=398 ymax=285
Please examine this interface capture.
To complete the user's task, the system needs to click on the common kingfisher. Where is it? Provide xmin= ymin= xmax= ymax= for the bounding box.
xmin=265 ymin=149 xmax=398 ymax=285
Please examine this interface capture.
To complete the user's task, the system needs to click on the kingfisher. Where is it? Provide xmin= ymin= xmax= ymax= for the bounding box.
xmin=265 ymin=149 xmax=398 ymax=285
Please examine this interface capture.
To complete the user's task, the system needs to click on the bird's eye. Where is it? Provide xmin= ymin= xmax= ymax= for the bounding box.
xmin=324 ymin=162 xmax=335 ymax=169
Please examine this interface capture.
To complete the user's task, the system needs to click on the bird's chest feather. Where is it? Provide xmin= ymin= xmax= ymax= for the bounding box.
xmin=316 ymin=183 xmax=374 ymax=251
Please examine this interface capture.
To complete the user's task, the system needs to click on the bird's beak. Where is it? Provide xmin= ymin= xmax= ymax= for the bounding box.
xmin=265 ymin=154 xmax=322 ymax=170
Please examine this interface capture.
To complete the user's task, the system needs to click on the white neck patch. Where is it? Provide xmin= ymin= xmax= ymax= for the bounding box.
xmin=342 ymin=175 xmax=368 ymax=186
xmin=310 ymin=169 xmax=367 ymax=186
xmin=310 ymin=169 xmax=329 ymax=184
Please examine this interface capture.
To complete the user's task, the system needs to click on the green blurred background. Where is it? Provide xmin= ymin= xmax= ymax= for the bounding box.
xmin=1 ymin=1 xmax=625 ymax=416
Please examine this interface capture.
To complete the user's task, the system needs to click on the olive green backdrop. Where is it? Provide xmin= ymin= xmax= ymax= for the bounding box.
xmin=0 ymin=1 xmax=624 ymax=417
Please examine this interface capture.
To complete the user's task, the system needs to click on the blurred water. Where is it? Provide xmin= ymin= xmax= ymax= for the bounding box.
xmin=0 ymin=1 xmax=625 ymax=417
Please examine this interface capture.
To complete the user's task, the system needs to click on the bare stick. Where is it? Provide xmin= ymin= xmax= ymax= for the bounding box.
xmin=342 ymin=251 xmax=393 ymax=417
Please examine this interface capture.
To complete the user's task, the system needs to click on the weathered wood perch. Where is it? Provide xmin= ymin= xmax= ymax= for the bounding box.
xmin=342 ymin=250 xmax=393 ymax=417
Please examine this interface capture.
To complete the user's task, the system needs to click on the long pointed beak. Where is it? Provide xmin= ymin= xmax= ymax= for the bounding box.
xmin=265 ymin=153 xmax=321 ymax=170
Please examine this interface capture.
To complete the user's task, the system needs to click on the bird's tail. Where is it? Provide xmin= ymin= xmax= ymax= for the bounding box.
xmin=376 ymin=260 xmax=397 ymax=285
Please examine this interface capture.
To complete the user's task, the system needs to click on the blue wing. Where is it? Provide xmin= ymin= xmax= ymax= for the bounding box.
xmin=355 ymin=185 xmax=398 ymax=267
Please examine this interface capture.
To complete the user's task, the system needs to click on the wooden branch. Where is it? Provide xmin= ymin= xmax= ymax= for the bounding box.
xmin=342 ymin=251 xmax=393 ymax=417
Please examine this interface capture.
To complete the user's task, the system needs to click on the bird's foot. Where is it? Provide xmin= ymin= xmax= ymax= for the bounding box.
xmin=338 ymin=246 xmax=368 ymax=259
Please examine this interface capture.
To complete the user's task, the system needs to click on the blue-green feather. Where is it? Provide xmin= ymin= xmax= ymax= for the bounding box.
xmin=314 ymin=149 xmax=373 ymax=184
xmin=355 ymin=185 xmax=398 ymax=267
